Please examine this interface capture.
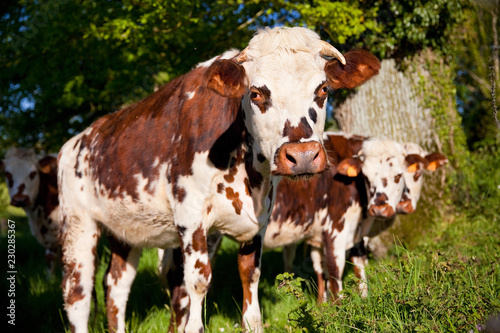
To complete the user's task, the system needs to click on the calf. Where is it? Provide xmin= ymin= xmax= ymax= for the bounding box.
xmin=58 ymin=27 xmax=380 ymax=333
xmin=349 ymin=143 xmax=448 ymax=294
xmin=264 ymin=132 xmax=410 ymax=302
xmin=1 ymin=147 xmax=60 ymax=278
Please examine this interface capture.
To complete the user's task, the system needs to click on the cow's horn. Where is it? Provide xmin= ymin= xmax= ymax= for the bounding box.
xmin=235 ymin=47 xmax=248 ymax=64
xmin=319 ymin=41 xmax=346 ymax=65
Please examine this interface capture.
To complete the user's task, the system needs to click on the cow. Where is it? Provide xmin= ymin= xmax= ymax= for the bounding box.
xmin=1 ymin=147 xmax=60 ymax=278
xmin=263 ymin=132 xmax=410 ymax=302
xmin=348 ymin=143 xmax=448 ymax=295
xmin=57 ymin=26 xmax=380 ymax=333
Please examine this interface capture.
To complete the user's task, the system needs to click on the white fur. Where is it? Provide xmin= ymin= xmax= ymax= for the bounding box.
xmin=3 ymin=148 xmax=40 ymax=206
xmin=401 ymin=142 xmax=427 ymax=210
xmin=360 ymin=138 xmax=406 ymax=212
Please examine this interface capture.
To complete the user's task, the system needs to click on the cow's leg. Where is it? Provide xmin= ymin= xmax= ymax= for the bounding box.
xmin=350 ymin=238 xmax=369 ymax=297
xmin=60 ymin=214 xmax=100 ymax=333
xmin=104 ymin=235 xmax=141 ymax=333
xmin=238 ymin=232 xmax=264 ymax=333
xmin=283 ymin=243 xmax=297 ymax=273
xmin=167 ymin=248 xmax=190 ymax=333
xmin=178 ymin=225 xmax=211 ymax=333
xmin=322 ymin=227 xmax=348 ymax=301
xmin=310 ymin=245 xmax=327 ymax=303
xmin=45 ymin=247 xmax=59 ymax=279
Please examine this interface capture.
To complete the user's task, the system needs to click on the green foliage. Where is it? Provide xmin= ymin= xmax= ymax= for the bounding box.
xmin=282 ymin=1 xmax=380 ymax=44
xmin=0 ymin=0 xmax=269 ymax=152
xmin=370 ymin=0 xmax=465 ymax=59
xmin=455 ymin=1 xmax=500 ymax=149
xmin=275 ymin=246 xmax=499 ymax=332
xmin=0 ymin=182 xmax=9 ymax=214
xmin=449 ymin=145 xmax=500 ymax=215
xmin=409 ymin=50 xmax=470 ymax=170
xmin=0 ymin=0 xmax=471 ymax=154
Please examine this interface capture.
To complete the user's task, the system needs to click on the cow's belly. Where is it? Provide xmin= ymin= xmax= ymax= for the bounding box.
xmin=211 ymin=208 xmax=262 ymax=243
xmin=96 ymin=198 xmax=179 ymax=249
xmin=264 ymin=219 xmax=311 ymax=249
xmin=264 ymin=207 xmax=328 ymax=249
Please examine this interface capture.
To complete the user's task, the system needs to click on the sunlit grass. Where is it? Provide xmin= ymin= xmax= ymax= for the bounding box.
xmin=1 ymin=202 xmax=498 ymax=332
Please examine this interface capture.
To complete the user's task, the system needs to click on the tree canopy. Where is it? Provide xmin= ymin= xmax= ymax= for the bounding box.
xmin=0 ymin=0 xmax=493 ymax=154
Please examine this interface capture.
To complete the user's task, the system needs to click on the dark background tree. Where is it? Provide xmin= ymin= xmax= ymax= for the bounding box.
xmin=455 ymin=0 xmax=500 ymax=149
xmin=2 ymin=0 xmax=480 ymax=154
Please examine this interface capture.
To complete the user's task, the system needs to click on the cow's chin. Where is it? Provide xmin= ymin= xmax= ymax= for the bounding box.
xmin=284 ymin=172 xmax=317 ymax=182
xmin=272 ymin=165 xmax=329 ymax=181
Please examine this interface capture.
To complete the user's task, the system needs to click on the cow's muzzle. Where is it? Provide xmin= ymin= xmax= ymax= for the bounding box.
xmin=368 ymin=203 xmax=395 ymax=218
xmin=274 ymin=141 xmax=327 ymax=177
xmin=396 ymin=199 xmax=415 ymax=214
xmin=11 ymin=194 xmax=31 ymax=207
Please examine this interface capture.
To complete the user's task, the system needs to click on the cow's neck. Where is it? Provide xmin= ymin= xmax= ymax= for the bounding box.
xmin=243 ymin=134 xmax=281 ymax=225
xmin=34 ymin=169 xmax=59 ymax=218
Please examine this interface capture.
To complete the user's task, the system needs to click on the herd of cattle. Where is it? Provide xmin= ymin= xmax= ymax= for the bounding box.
xmin=0 ymin=27 xmax=447 ymax=333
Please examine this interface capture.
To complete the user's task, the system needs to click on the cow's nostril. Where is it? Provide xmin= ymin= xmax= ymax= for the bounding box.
xmin=275 ymin=141 xmax=327 ymax=176
xmin=286 ymin=153 xmax=297 ymax=165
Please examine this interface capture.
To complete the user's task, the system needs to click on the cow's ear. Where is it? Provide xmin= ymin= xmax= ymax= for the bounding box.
xmin=203 ymin=59 xmax=247 ymax=98
xmin=38 ymin=156 xmax=57 ymax=174
xmin=325 ymin=49 xmax=381 ymax=90
xmin=425 ymin=153 xmax=448 ymax=171
xmin=337 ymin=157 xmax=362 ymax=177
xmin=405 ymin=154 xmax=428 ymax=173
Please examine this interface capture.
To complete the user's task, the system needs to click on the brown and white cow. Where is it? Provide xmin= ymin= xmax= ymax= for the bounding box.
xmin=349 ymin=143 xmax=448 ymax=295
xmin=1 ymin=147 xmax=60 ymax=278
xmin=263 ymin=132 xmax=410 ymax=302
xmin=57 ymin=27 xmax=380 ymax=333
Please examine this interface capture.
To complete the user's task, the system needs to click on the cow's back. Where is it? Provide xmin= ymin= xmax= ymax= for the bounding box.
xmin=58 ymin=59 xmax=248 ymax=248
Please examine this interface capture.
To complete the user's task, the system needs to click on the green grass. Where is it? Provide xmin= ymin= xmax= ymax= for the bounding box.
xmin=1 ymin=193 xmax=499 ymax=332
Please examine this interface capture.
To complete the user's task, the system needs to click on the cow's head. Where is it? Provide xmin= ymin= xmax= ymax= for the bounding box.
xmin=1 ymin=147 xmax=56 ymax=208
xmin=336 ymin=139 xmax=408 ymax=219
xmin=397 ymin=143 xmax=448 ymax=214
xmin=203 ymin=27 xmax=380 ymax=179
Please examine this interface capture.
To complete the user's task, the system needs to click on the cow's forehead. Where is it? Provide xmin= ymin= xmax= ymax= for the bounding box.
xmin=4 ymin=154 xmax=38 ymax=176
xmin=245 ymin=52 xmax=326 ymax=92
xmin=403 ymin=142 xmax=426 ymax=156
xmin=362 ymin=156 xmax=404 ymax=180
xmin=361 ymin=140 xmax=405 ymax=178
xmin=242 ymin=27 xmax=327 ymax=93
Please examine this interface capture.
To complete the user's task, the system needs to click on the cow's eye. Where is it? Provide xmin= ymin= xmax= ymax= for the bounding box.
xmin=29 ymin=171 xmax=37 ymax=179
xmin=250 ymin=91 xmax=262 ymax=101
xmin=317 ymin=85 xmax=329 ymax=98
xmin=395 ymin=173 xmax=402 ymax=183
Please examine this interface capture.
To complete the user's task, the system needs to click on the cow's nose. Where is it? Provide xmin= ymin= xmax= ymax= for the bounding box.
xmin=368 ymin=203 xmax=395 ymax=218
xmin=373 ymin=192 xmax=388 ymax=206
xmin=274 ymin=141 xmax=327 ymax=176
xmin=11 ymin=194 xmax=30 ymax=207
xmin=397 ymin=199 xmax=415 ymax=214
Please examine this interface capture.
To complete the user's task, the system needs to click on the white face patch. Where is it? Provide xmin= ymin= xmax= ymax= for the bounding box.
xmin=2 ymin=148 xmax=40 ymax=207
xmin=240 ymin=31 xmax=329 ymax=172
xmin=360 ymin=139 xmax=406 ymax=214
xmin=401 ymin=142 xmax=427 ymax=210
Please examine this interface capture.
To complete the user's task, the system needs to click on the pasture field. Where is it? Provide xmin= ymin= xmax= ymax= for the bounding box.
xmin=1 ymin=198 xmax=499 ymax=333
